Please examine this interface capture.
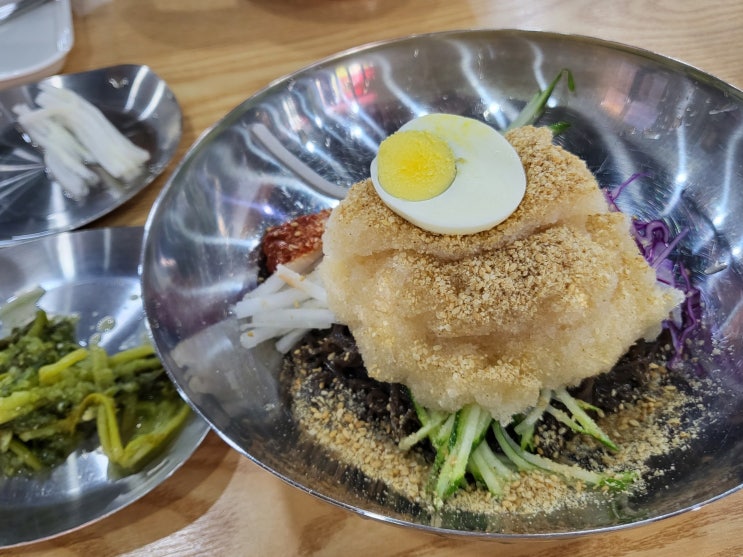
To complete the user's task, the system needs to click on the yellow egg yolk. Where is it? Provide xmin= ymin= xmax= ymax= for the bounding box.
xmin=376 ymin=130 xmax=456 ymax=201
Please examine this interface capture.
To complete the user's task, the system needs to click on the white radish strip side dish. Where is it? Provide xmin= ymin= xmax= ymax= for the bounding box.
xmin=12 ymin=83 xmax=151 ymax=198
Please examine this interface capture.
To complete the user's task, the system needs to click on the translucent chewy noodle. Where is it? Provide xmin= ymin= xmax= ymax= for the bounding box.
xmin=320 ymin=126 xmax=684 ymax=424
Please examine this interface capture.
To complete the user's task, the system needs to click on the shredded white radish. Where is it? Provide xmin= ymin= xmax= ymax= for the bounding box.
xmin=235 ymin=264 xmax=336 ymax=352
xmin=275 ymin=329 xmax=312 ymax=354
xmin=250 ymin=308 xmax=335 ymax=329
xmin=43 ymin=149 xmax=95 ymax=198
xmin=275 ymin=265 xmax=328 ymax=304
xmin=242 ymin=272 xmax=289 ymax=300
xmin=14 ymin=104 xmax=98 ymax=197
xmin=233 ymin=288 xmax=309 ymax=319
xmin=239 ymin=327 xmax=292 ymax=350
xmin=12 ymin=83 xmax=151 ymax=198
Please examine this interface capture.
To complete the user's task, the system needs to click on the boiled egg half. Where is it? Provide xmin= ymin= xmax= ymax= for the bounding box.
xmin=370 ymin=113 xmax=526 ymax=235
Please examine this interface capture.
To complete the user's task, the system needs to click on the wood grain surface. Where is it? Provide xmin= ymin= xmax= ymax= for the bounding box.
xmin=6 ymin=0 xmax=743 ymax=555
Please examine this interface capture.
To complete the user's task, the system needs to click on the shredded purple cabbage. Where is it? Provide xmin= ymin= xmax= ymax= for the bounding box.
xmin=606 ymin=174 xmax=702 ymax=366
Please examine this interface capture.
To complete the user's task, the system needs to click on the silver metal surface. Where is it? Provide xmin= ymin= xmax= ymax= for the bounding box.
xmin=0 ymin=64 xmax=182 ymax=246
xmin=0 ymin=226 xmax=209 ymax=548
xmin=141 ymin=30 xmax=743 ymax=538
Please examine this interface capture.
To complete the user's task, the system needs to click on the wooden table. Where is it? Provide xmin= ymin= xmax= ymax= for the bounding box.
xmin=11 ymin=0 xmax=743 ymax=555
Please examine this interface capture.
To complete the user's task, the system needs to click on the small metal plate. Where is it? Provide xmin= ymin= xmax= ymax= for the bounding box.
xmin=0 ymin=64 xmax=182 ymax=246
xmin=0 ymin=226 xmax=209 ymax=548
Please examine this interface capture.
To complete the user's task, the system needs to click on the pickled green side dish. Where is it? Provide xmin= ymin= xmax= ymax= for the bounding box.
xmin=0 ymin=309 xmax=191 ymax=476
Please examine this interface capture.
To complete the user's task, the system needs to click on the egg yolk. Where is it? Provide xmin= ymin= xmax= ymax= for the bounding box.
xmin=376 ymin=130 xmax=456 ymax=201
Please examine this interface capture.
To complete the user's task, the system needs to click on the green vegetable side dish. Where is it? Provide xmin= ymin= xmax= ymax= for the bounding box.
xmin=0 ymin=309 xmax=191 ymax=476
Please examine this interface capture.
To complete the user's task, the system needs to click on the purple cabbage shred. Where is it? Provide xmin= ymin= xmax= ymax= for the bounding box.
xmin=605 ymin=174 xmax=702 ymax=367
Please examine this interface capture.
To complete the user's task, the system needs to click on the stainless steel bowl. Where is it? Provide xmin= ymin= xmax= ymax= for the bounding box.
xmin=141 ymin=30 xmax=743 ymax=538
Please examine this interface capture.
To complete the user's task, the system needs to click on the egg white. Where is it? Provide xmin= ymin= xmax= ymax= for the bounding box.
xmin=370 ymin=114 xmax=526 ymax=235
